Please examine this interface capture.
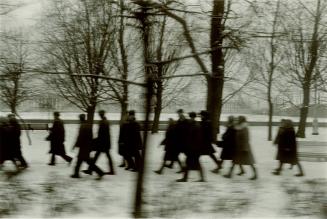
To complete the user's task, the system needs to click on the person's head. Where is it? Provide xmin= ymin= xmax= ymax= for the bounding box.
xmin=280 ymin=119 xmax=286 ymax=128
xmin=98 ymin=110 xmax=106 ymax=118
xmin=53 ymin=111 xmax=60 ymax=119
xmin=200 ymin=110 xmax=209 ymax=121
xmin=227 ymin=116 xmax=235 ymax=127
xmin=237 ymin=116 xmax=247 ymax=125
xmin=188 ymin=112 xmax=197 ymax=120
xmin=128 ymin=110 xmax=135 ymax=120
xmin=79 ymin=114 xmax=86 ymax=122
xmin=177 ymin=109 xmax=185 ymax=119
xmin=284 ymin=119 xmax=294 ymax=129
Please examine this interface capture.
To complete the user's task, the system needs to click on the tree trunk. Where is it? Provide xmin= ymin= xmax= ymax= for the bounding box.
xmin=207 ymin=0 xmax=225 ymax=140
xmin=297 ymin=86 xmax=310 ymax=138
xmin=268 ymin=101 xmax=273 ymax=141
xmin=86 ymin=104 xmax=96 ymax=124
xmin=151 ymin=87 xmax=162 ymax=133
xmin=120 ymin=100 xmax=128 ymax=124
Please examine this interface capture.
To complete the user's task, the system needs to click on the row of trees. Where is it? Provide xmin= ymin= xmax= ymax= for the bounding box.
xmin=0 ymin=0 xmax=326 ymax=140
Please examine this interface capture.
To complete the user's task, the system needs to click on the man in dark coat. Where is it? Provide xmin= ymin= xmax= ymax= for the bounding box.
xmin=199 ymin=111 xmax=221 ymax=173
xmin=118 ymin=110 xmax=142 ymax=171
xmin=154 ymin=118 xmax=183 ymax=174
xmin=177 ymin=112 xmax=205 ymax=182
xmin=0 ymin=116 xmax=18 ymax=169
xmin=224 ymin=116 xmax=257 ymax=180
xmin=7 ymin=114 xmax=28 ymax=168
xmin=272 ymin=119 xmax=304 ymax=176
xmin=46 ymin=112 xmax=72 ymax=166
xmin=82 ymin=110 xmax=115 ymax=175
xmin=71 ymin=114 xmax=104 ymax=179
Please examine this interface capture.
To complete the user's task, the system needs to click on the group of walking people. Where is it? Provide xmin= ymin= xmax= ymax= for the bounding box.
xmin=0 ymin=109 xmax=304 ymax=180
xmin=155 ymin=110 xmax=258 ymax=181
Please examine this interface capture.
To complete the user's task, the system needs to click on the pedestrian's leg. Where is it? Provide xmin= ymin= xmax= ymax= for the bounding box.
xmin=273 ymin=162 xmax=283 ymax=175
xmin=60 ymin=153 xmax=73 ymax=164
xmin=48 ymin=154 xmax=56 ymax=165
xmin=177 ymin=167 xmax=188 ymax=182
xmin=295 ymin=162 xmax=304 ymax=177
xmin=155 ymin=153 xmax=166 ymax=174
xmin=209 ymin=153 xmax=221 ymax=173
xmin=118 ymin=157 xmax=126 ymax=167
xmin=249 ymin=164 xmax=257 ymax=180
xmin=105 ymin=150 xmax=115 ymax=174
xmin=86 ymin=158 xmax=104 ymax=179
xmin=86 ymin=151 xmax=101 ymax=173
xmin=71 ymin=159 xmax=83 ymax=178
xmin=134 ymin=151 xmax=142 ymax=171
xmin=176 ymin=157 xmax=184 ymax=172
xmin=125 ymin=156 xmax=135 ymax=170
xmin=198 ymin=163 xmax=205 ymax=182
xmin=224 ymin=163 xmax=235 ymax=178
xmin=237 ymin=165 xmax=245 ymax=175
xmin=16 ymin=152 xmax=28 ymax=168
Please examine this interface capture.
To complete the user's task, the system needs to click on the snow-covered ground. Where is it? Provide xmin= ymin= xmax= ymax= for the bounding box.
xmin=0 ymin=125 xmax=326 ymax=218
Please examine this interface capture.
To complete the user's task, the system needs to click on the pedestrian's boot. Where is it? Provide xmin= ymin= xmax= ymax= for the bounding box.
xmin=250 ymin=167 xmax=257 ymax=180
xmin=154 ymin=170 xmax=162 ymax=175
xmin=223 ymin=173 xmax=232 ymax=178
xmin=105 ymin=171 xmax=115 ymax=175
xmin=70 ymin=174 xmax=80 ymax=178
xmin=47 ymin=163 xmax=55 ymax=166
xmin=272 ymin=169 xmax=281 ymax=175
xmin=82 ymin=170 xmax=92 ymax=175
xmin=211 ymin=167 xmax=220 ymax=174
xmin=237 ymin=170 xmax=245 ymax=176
xmin=96 ymin=172 xmax=104 ymax=180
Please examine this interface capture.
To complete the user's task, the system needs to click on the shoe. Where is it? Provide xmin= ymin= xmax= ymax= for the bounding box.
xmin=295 ymin=173 xmax=304 ymax=177
xmin=82 ymin=170 xmax=92 ymax=175
xmin=176 ymin=178 xmax=187 ymax=182
xmin=70 ymin=174 xmax=80 ymax=178
xmin=118 ymin=163 xmax=125 ymax=168
xmin=223 ymin=174 xmax=231 ymax=178
xmin=211 ymin=168 xmax=220 ymax=174
xmin=195 ymin=179 xmax=206 ymax=182
xmin=154 ymin=170 xmax=162 ymax=175
xmin=237 ymin=171 xmax=245 ymax=176
xmin=130 ymin=168 xmax=138 ymax=172
xmin=176 ymin=169 xmax=184 ymax=174
xmin=96 ymin=173 xmax=104 ymax=180
xmin=125 ymin=166 xmax=132 ymax=170
xmin=272 ymin=171 xmax=280 ymax=175
xmin=105 ymin=171 xmax=115 ymax=175
xmin=47 ymin=163 xmax=55 ymax=166
xmin=250 ymin=175 xmax=257 ymax=180
xmin=68 ymin=158 xmax=73 ymax=166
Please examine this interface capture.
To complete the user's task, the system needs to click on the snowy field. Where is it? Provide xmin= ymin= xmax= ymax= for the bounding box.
xmin=0 ymin=125 xmax=326 ymax=218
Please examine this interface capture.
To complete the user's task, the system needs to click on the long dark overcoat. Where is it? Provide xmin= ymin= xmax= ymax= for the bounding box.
xmin=199 ymin=119 xmax=215 ymax=155
xmin=94 ymin=118 xmax=111 ymax=152
xmin=233 ymin=126 xmax=255 ymax=165
xmin=174 ymin=119 xmax=189 ymax=154
xmin=220 ymin=127 xmax=236 ymax=160
xmin=161 ymin=123 xmax=178 ymax=161
xmin=48 ymin=119 xmax=66 ymax=155
xmin=275 ymin=127 xmax=298 ymax=164
xmin=8 ymin=119 xmax=22 ymax=157
xmin=0 ymin=124 xmax=14 ymax=162
xmin=74 ymin=122 xmax=93 ymax=160
xmin=118 ymin=119 xmax=142 ymax=157
xmin=185 ymin=120 xmax=202 ymax=170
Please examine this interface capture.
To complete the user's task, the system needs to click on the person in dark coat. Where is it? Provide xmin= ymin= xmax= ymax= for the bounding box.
xmin=272 ymin=119 xmax=304 ymax=176
xmin=7 ymin=114 xmax=28 ymax=169
xmin=71 ymin=114 xmax=104 ymax=179
xmin=0 ymin=116 xmax=18 ymax=169
xmin=177 ymin=112 xmax=205 ymax=182
xmin=214 ymin=115 xmax=245 ymax=175
xmin=224 ymin=116 xmax=257 ymax=180
xmin=46 ymin=112 xmax=72 ymax=166
xmin=154 ymin=118 xmax=183 ymax=174
xmin=199 ymin=110 xmax=221 ymax=173
xmin=173 ymin=109 xmax=189 ymax=173
xmin=83 ymin=110 xmax=115 ymax=175
xmin=118 ymin=110 xmax=142 ymax=171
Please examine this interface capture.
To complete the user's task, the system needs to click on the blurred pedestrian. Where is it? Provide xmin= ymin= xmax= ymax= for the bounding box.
xmin=118 ymin=110 xmax=142 ymax=172
xmin=71 ymin=114 xmax=104 ymax=179
xmin=0 ymin=116 xmax=18 ymax=169
xmin=83 ymin=110 xmax=115 ymax=175
xmin=177 ymin=112 xmax=205 ymax=182
xmin=154 ymin=118 xmax=183 ymax=174
xmin=46 ymin=112 xmax=72 ymax=166
xmin=174 ymin=109 xmax=189 ymax=173
xmin=272 ymin=119 xmax=304 ymax=176
xmin=7 ymin=114 xmax=28 ymax=169
xmin=215 ymin=116 xmax=245 ymax=174
xmin=224 ymin=116 xmax=257 ymax=180
xmin=199 ymin=110 xmax=221 ymax=173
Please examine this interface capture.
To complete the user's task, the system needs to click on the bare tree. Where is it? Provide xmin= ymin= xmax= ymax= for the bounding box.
xmin=41 ymin=0 xmax=117 ymax=122
xmin=0 ymin=32 xmax=35 ymax=114
xmin=281 ymin=0 xmax=327 ymax=137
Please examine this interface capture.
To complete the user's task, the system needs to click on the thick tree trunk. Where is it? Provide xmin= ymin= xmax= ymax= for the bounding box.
xmin=207 ymin=0 xmax=225 ymax=140
xmin=151 ymin=89 xmax=162 ymax=133
xmin=86 ymin=104 xmax=96 ymax=124
xmin=297 ymin=86 xmax=310 ymax=138
xmin=120 ymin=100 xmax=128 ymax=124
